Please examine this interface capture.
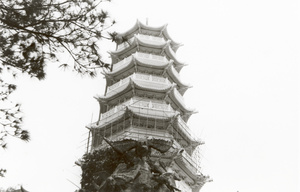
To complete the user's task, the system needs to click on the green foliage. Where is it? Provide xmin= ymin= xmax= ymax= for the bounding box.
xmin=80 ymin=148 xmax=123 ymax=192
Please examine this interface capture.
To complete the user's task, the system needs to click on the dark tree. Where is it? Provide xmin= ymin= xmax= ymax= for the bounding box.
xmin=0 ymin=79 xmax=29 ymax=149
xmin=0 ymin=0 xmax=116 ymax=78
xmin=0 ymin=0 xmax=119 ymax=176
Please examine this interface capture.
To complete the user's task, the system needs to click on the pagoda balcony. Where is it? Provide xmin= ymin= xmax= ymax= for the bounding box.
xmin=106 ymin=72 xmax=171 ymax=96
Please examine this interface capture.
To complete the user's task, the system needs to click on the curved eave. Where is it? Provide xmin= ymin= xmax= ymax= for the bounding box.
xmin=94 ymin=81 xmax=132 ymax=103
xmin=106 ymin=56 xmax=135 ymax=79
xmin=99 ymin=101 xmax=106 ymax=114
xmin=167 ymin=66 xmax=191 ymax=95
xmin=169 ymin=88 xmax=196 ymax=117
xmin=87 ymin=108 xmax=127 ymax=129
xmin=112 ymin=55 xmax=134 ymax=73
xmin=95 ymin=79 xmax=173 ymax=103
xmin=165 ymin=45 xmax=187 ymax=72
xmin=178 ymin=86 xmax=190 ymax=95
xmin=161 ymin=27 xmax=182 ymax=52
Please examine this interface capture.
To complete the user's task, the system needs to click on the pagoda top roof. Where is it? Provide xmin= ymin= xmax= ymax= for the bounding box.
xmin=116 ymin=20 xmax=182 ymax=52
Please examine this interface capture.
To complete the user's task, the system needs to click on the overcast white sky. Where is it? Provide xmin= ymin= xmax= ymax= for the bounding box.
xmin=1 ymin=0 xmax=299 ymax=192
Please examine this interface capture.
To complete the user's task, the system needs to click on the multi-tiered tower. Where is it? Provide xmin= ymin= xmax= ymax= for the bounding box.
xmin=85 ymin=20 xmax=209 ymax=192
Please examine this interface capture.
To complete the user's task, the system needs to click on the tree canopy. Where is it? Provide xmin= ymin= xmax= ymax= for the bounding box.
xmin=0 ymin=0 xmax=119 ymax=176
xmin=0 ymin=0 xmax=117 ymax=79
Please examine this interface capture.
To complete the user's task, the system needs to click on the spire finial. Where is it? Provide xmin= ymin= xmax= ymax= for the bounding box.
xmin=146 ymin=18 xmax=148 ymax=25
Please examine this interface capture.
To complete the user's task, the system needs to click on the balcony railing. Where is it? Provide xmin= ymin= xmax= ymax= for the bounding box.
xmin=106 ymin=72 xmax=171 ymax=95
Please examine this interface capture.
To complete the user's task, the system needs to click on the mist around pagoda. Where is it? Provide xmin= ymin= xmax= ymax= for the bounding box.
xmin=77 ymin=20 xmax=210 ymax=192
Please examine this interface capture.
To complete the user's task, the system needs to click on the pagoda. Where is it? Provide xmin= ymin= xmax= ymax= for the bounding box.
xmin=81 ymin=20 xmax=209 ymax=192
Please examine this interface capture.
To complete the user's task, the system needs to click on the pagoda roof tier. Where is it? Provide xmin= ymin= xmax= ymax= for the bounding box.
xmin=109 ymin=38 xmax=186 ymax=72
xmin=93 ymin=128 xmax=175 ymax=152
xmin=97 ymin=77 xmax=173 ymax=101
xmin=109 ymin=35 xmax=168 ymax=58
xmin=87 ymin=108 xmax=200 ymax=147
xmin=95 ymin=77 xmax=195 ymax=119
xmin=87 ymin=106 xmax=178 ymax=129
xmin=91 ymin=100 xmax=199 ymax=147
xmin=116 ymin=20 xmax=182 ymax=52
xmin=109 ymin=54 xmax=169 ymax=76
xmin=97 ymin=96 xmax=172 ymax=117
xmin=104 ymin=56 xmax=190 ymax=95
